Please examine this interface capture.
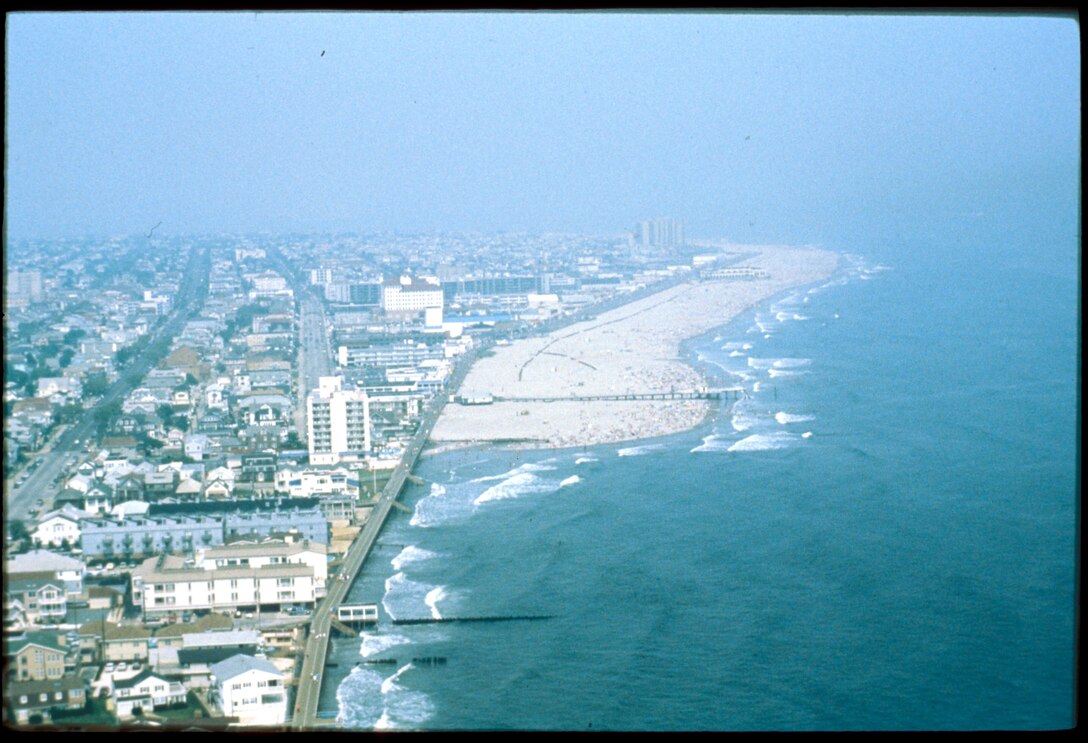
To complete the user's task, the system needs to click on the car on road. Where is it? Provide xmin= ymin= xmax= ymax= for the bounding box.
xmin=312 ymin=673 xmax=320 ymax=681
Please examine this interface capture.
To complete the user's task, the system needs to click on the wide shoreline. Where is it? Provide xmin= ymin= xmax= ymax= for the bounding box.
xmin=429 ymin=243 xmax=841 ymax=451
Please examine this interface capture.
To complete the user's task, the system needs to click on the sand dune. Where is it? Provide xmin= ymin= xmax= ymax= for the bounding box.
xmin=430 ymin=244 xmax=840 ymax=448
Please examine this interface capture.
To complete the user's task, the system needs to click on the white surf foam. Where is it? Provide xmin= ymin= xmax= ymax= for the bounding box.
xmin=473 ymin=471 xmax=559 ymax=505
xmin=731 ymin=411 xmax=759 ymax=432
xmin=752 ymin=382 xmax=763 ymax=393
xmin=372 ymin=663 xmax=434 ymax=730
xmin=391 ymin=545 xmax=439 ymax=572
xmin=722 ymin=341 xmax=747 ymax=351
xmin=470 ymin=461 xmax=557 ymax=483
xmin=559 ymin=475 xmax=582 ymax=488
xmin=768 ymin=368 xmax=809 ymax=378
xmin=358 ymin=631 xmax=412 ymax=659
xmin=574 ymin=457 xmax=597 ymax=465
xmin=409 ymin=483 xmax=458 ymax=528
xmin=729 ymin=350 xmax=745 ymax=357
xmin=775 ymin=411 xmax=815 ymax=425
xmin=617 ymin=444 xmax=663 ymax=457
xmin=691 ymin=434 xmax=733 ymax=453
xmin=802 ymin=431 xmax=814 ymax=438
xmin=727 ymin=432 xmax=799 ymax=452
xmin=383 ymin=572 xmax=443 ymax=621
xmin=336 ymin=667 xmax=384 ymax=729
xmin=424 ymin=586 xmax=446 ymax=620
xmin=772 ymin=358 xmax=811 ymax=369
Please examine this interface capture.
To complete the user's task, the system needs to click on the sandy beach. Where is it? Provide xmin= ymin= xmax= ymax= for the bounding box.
xmin=430 ymin=244 xmax=840 ymax=449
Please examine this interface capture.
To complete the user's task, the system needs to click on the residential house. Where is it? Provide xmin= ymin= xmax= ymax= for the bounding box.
xmin=6 ymin=550 xmax=85 ymax=596
xmin=110 ymin=669 xmax=187 ymax=719
xmin=31 ymin=505 xmax=92 ymax=549
xmin=5 ymin=676 xmax=87 ymax=725
xmin=209 ymin=654 xmax=287 ymax=727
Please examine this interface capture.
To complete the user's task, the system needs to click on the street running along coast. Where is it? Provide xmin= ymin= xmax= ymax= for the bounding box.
xmin=429 ymin=243 xmax=841 ymax=450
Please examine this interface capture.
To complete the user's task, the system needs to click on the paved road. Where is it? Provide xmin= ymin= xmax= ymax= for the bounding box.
xmin=5 ymin=245 xmax=210 ymax=524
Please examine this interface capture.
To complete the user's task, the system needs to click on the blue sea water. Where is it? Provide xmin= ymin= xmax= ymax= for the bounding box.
xmin=321 ymin=240 xmax=1078 ymax=731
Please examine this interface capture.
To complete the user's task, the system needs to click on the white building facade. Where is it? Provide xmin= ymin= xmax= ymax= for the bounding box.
xmin=306 ymin=376 xmax=370 ymax=466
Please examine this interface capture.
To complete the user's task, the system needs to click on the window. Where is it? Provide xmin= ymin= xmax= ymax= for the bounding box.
xmin=39 ymin=693 xmax=48 ymax=702
xmin=55 ymin=692 xmax=63 ymax=701
xmin=20 ymin=696 xmax=28 ymax=704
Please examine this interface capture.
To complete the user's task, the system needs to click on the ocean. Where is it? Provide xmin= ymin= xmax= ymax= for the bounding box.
xmin=320 ymin=239 xmax=1078 ymax=730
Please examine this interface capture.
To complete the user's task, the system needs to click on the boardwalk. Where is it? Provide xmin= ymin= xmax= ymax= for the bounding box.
xmin=291 ymin=346 xmax=482 ymax=729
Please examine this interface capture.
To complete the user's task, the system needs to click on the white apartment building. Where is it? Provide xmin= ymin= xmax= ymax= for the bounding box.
xmin=210 ymin=654 xmax=287 ymax=727
xmin=131 ymin=541 xmax=327 ymax=615
xmin=307 ymin=376 xmax=370 ymax=466
xmin=309 ymin=268 xmax=334 ymax=285
xmin=381 ymin=275 xmax=443 ymax=317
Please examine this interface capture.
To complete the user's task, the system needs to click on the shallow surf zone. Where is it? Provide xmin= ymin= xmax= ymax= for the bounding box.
xmin=617 ymin=443 xmax=665 ymax=457
xmin=727 ymin=431 xmax=803 ymax=452
xmin=337 ymin=661 xmax=435 ymax=731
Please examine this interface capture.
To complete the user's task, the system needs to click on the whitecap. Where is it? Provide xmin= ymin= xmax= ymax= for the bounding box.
xmin=728 ymin=350 xmax=745 ymax=358
xmin=752 ymin=382 xmax=763 ymax=393
xmin=742 ymin=343 xmax=753 ymax=350
xmin=792 ymin=314 xmax=808 ymax=321
xmin=559 ymin=475 xmax=582 ymax=488
xmin=802 ymin=431 xmax=814 ymax=439
xmin=775 ymin=311 xmax=790 ymax=322
xmin=574 ymin=457 xmax=597 ymax=465
xmin=722 ymin=341 xmax=747 ymax=351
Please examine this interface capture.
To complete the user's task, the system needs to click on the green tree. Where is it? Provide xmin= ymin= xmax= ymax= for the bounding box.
xmin=84 ymin=372 xmax=109 ymax=397
xmin=63 ymin=328 xmax=87 ymax=346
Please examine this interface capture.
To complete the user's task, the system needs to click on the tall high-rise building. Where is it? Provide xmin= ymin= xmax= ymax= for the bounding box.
xmin=635 ymin=218 xmax=685 ymax=250
xmin=306 ymin=376 xmax=370 ymax=466
xmin=7 ymin=271 xmax=44 ymax=303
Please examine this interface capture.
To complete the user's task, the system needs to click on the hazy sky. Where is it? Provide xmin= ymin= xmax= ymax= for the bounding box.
xmin=5 ymin=11 xmax=1080 ymax=244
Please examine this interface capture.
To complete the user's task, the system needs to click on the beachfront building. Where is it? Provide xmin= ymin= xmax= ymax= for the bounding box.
xmin=80 ymin=502 xmax=329 ymax=558
xmin=131 ymin=540 xmax=327 ymax=616
xmin=210 ymin=654 xmax=287 ymax=727
xmin=306 ymin=376 xmax=370 ymax=466
xmin=381 ymin=275 xmax=443 ymax=319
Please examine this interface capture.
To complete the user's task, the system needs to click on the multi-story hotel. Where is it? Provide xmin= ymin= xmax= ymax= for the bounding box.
xmin=306 ymin=376 xmax=371 ymax=465
xmin=380 ymin=275 xmax=443 ymax=318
